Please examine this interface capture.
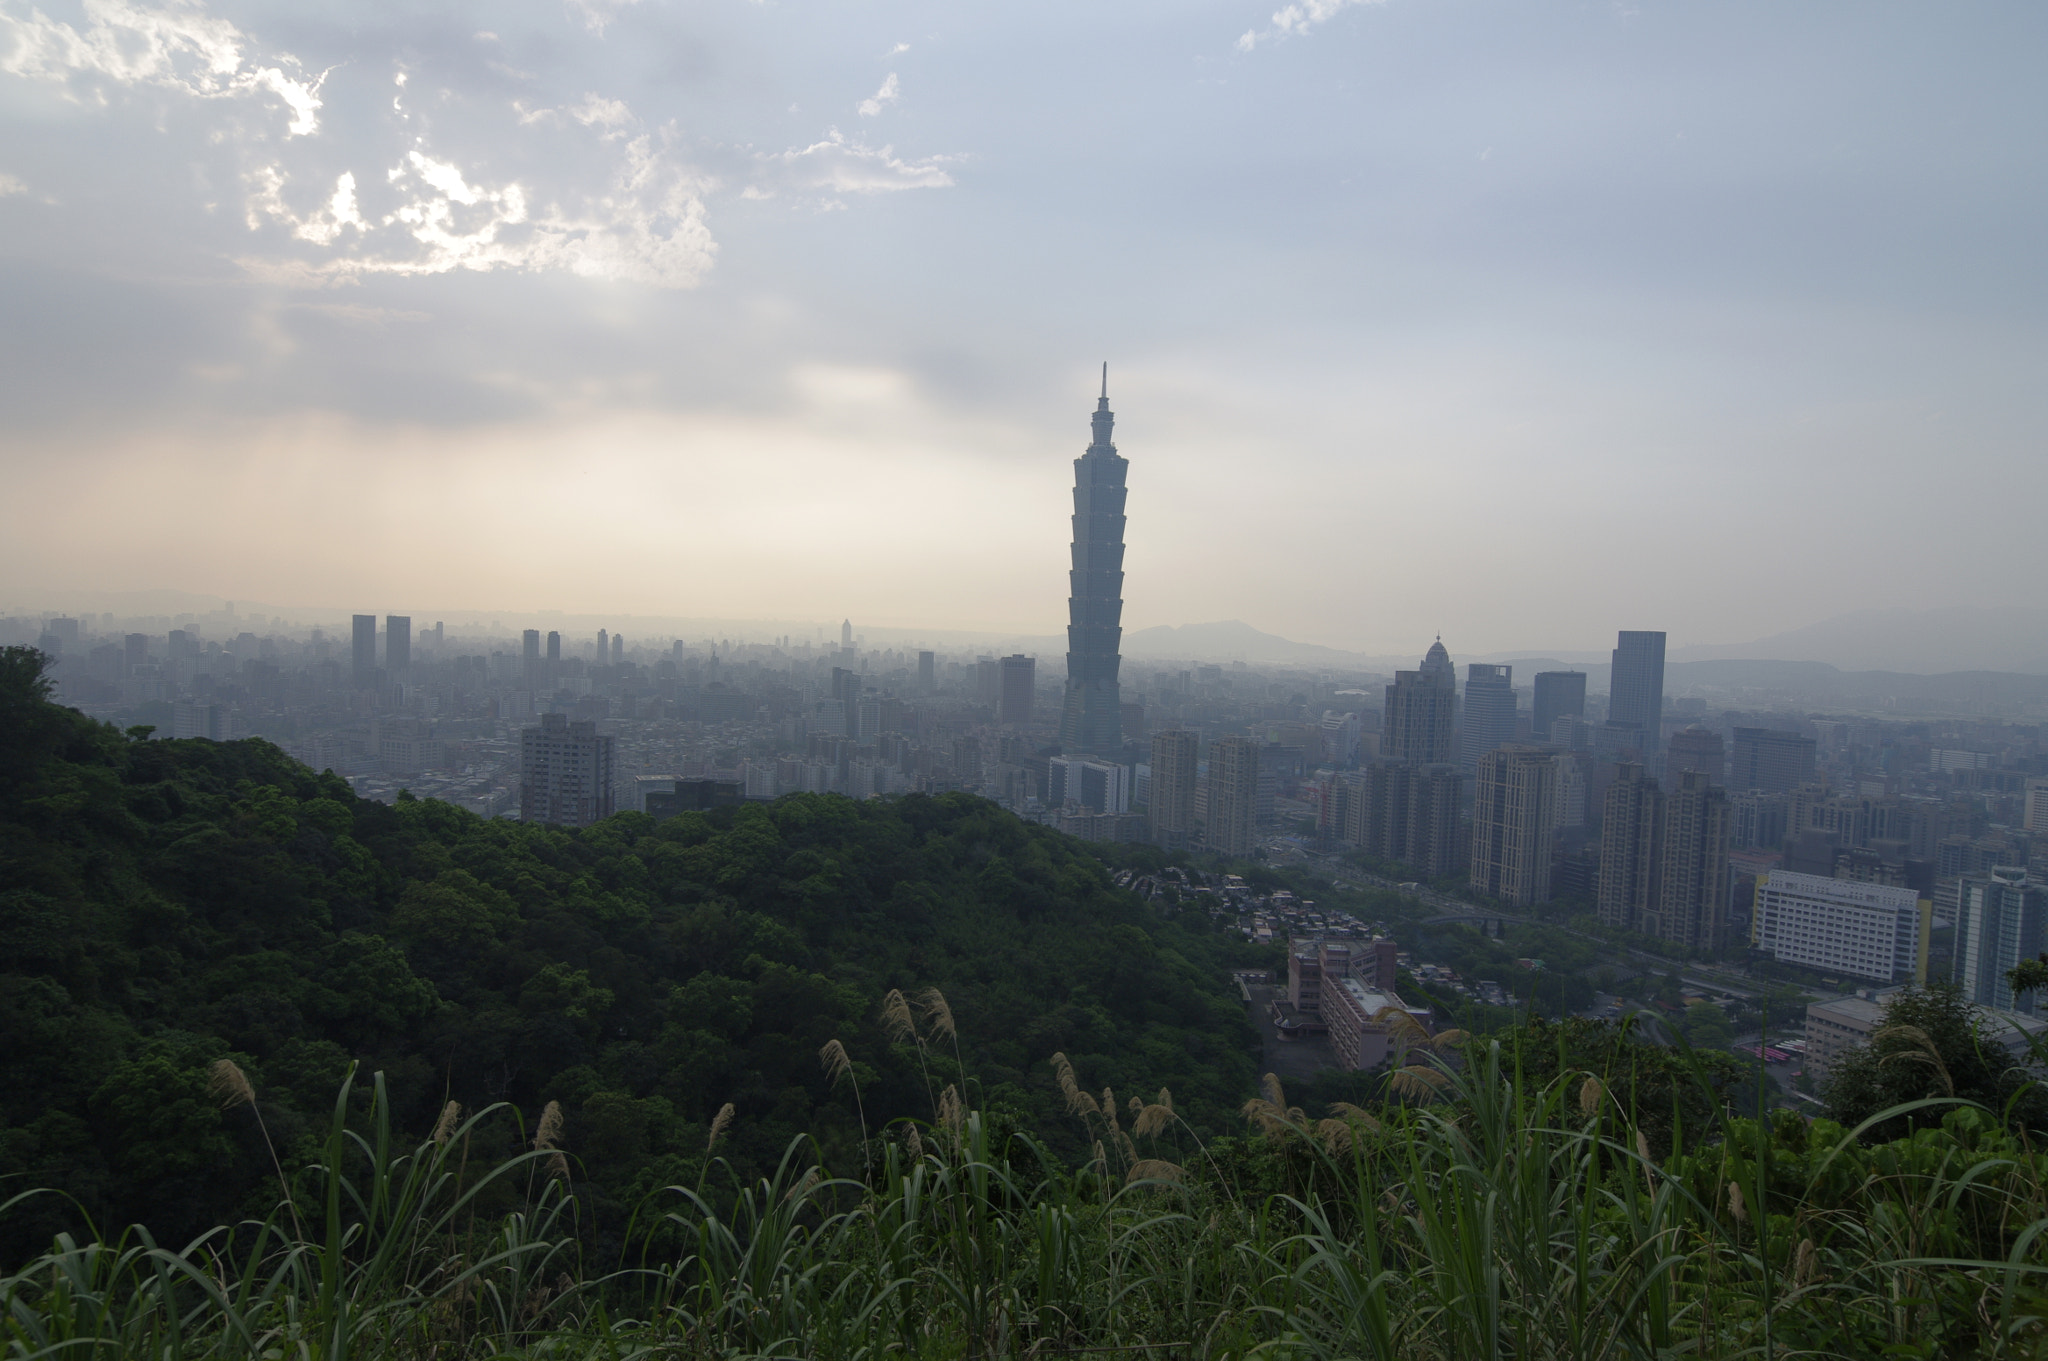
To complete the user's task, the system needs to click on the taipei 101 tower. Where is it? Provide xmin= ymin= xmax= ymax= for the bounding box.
xmin=1058 ymin=365 xmax=1127 ymax=756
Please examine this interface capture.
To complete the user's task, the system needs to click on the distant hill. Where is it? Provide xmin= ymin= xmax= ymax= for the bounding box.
xmin=1671 ymin=607 xmax=2048 ymax=676
xmin=1122 ymin=620 xmax=1375 ymax=664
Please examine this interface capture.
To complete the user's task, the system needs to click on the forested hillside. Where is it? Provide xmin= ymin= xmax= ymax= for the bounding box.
xmin=0 ymin=647 xmax=1261 ymax=1259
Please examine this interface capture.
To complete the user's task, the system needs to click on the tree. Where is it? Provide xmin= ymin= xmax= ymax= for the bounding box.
xmin=1821 ymin=982 xmax=2048 ymax=1141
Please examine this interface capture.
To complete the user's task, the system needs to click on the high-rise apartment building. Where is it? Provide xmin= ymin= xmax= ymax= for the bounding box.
xmin=1598 ymin=763 xmax=1663 ymax=932
xmin=1459 ymin=664 xmax=1516 ymax=773
xmin=1609 ymin=631 xmax=1667 ymax=754
xmin=999 ymin=654 xmax=1036 ymax=725
xmin=1654 ymin=770 xmax=1732 ymax=951
xmin=523 ymin=629 xmax=541 ymax=662
xmin=385 ymin=616 xmax=411 ymax=676
xmin=1665 ymin=727 xmax=1725 ymax=784
xmin=1383 ymin=640 xmax=1456 ymax=765
xmin=1531 ymin=671 xmax=1587 ymax=739
xmin=519 ymin=712 xmax=617 ymax=827
xmin=1058 ymin=367 xmax=1127 ymax=756
xmin=1754 ymin=870 xmax=1927 ymax=984
xmin=1954 ymin=868 xmax=2047 ymax=1013
xmin=1149 ymin=729 xmax=1199 ymax=849
xmin=1206 ymin=735 xmax=1260 ymax=857
xmin=2023 ymin=779 xmax=2048 ymax=835
xmin=918 ymin=650 xmax=936 ymax=693
xmin=611 ymin=634 xmax=624 ymax=667
xmin=1469 ymin=746 xmax=1557 ymax=906
xmin=546 ymin=631 xmax=562 ymax=662
xmin=351 ymin=614 xmax=377 ymax=686
xmin=1731 ymin=727 xmax=1817 ymax=794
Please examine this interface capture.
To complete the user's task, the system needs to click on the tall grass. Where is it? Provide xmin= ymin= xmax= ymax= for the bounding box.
xmin=7 ymin=1004 xmax=2048 ymax=1359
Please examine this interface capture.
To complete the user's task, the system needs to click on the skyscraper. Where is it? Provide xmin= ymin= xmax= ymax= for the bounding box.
xmin=1954 ymin=868 xmax=2047 ymax=1013
xmin=918 ymin=650 xmax=936 ymax=693
xmin=1531 ymin=671 xmax=1586 ymax=739
xmin=385 ymin=616 xmax=411 ymax=676
xmin=1665 ymin=727 xmax=1726 ymax=784
xmin=523 ymin=629 xmax=541 ymax=661
xmin=351 ymin=614 xmax=376 ymax=686
xmin=1597 ymin=763 xmax=1662 ymax=931
xmin=1470 ymin=746 xmax=1557 ymax=906
xmin=999 ymin=654 xmax=1036 ymax=725
xmin=546 ymin=631 xmax=562 ymax=662
xmin=1609 ymin=631 xmax=1667 ymax=754
xmin=520 ymin=712 xmax=617 ymax=826
xmin=1149 ymin=729 xmax=1199 ymax=850
xmin=1058 ymin=365 xmax=1127 ymax=756
xmin=1731 ymin=727 xmax=1817 ymax=794
xmin=1655 ymin=770 xmax=1732 ymax=951
xmin=1382 ymin=640 xmax=1456 ymax=764
xmin=841 ymin=619 xmax=854 ymax=649
xmin=1206 ymin=735 xmax=1260 ymax=857
xmin=1459 ymin=664 xmax=1516 ymax=773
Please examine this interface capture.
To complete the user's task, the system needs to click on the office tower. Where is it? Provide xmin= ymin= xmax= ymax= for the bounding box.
xmin=1665 ymin=727 xmax=1725 ymax=784
xmin=1459 ymin=664 xmax=1516 ymax=773
xmin=1383 ymin=640 xmax=1456 ymax=764
xmin=1050 ymin=755 xmax=1130 ymax=814
xmin=523 ymin=629 xmax=541 ymax=661
xmin=1532 ymin=671 xmax=1587 ymax=738
xmin=1058 ymin=366 xmax=1127 ymax=756
xmin=1206 ymin=735 xmax=1260 ymax=856
xmin=124 ymin=633 xmax=149 ymax=671
xmin=841 ymin=619 xmax=854 ymax=649
xmin=546 ymin=631 xmax=562 ymax=662
xmin=999 ymin=654 xmax=1036 ymax=725
xmin=1754 ymin=870 xmax=1928 ymax=985
xmin=1469 ymin=746 xmax=1557 ymax=906
xmin=1609 ymin=631 xmax=1667 ymax=754
xmin=1954 ymin=868 xmax=2048 ymax=1013
xmin=1654 ymin=770 xmax=1732 ymax=951
xmin=918 ymin=650 xmax=936 ymax=693
xmin=830 ymin=666 xmax=862 ymax=737
xmin=385 ymin=616 xmax=411 ymax=675
xmin=611 ymin=634 xmax=624 ymax=667
xmin=1597 ymin=763 xmax=1662 ymax=931
xmin=1731 ymin=789 xmax=1789 ymax=850
xmin=1149 ymin=729 xmax=1199 ymax=849
xmin=1731 ymin=727 xmax=1817 ymax=794
xmin=351 ymin=614 xmax=376 ymax=686
xmin=596 ymin=628 xmax=608 ymax=663
xmin=519 ymin=712 xmax=617 ymax=826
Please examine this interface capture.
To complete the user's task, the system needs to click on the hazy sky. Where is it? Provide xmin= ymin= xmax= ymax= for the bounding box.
xmin=2 ymin=0 xmax=2042 ymax=653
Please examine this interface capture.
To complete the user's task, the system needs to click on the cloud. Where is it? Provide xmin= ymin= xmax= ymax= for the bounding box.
xmin=885 ymin=42 xmax=910 ymax=57
xmin=565 ymin=0 xmax=644 ymax=34
xmin=1 ymin=0 xmax=324 ymax=134
xmin=1235 ymin=0 xmax=1386 ymax=51
xmin=520 ymin=92 xmax=635 ymax=136
xmin=765 ymin=130 xmax=953 ymax=196
xmin=0 ymin=171 xmax=28 ymax=195
xmin=856 ymin=72 xmax=899 ymax=118
xmin=244 ymin=135 xmax=716 ymax=289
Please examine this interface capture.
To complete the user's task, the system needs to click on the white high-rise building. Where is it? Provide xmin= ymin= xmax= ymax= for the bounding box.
xmin=1954 ymin=868 xmax=2048 ymax=1014
xmin=1752 ymin=870 xmax=1925 ymax=984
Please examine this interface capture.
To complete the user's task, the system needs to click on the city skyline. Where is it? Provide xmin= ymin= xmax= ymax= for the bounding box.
xmin=2 ymin=1 xmax=2044 ymax=650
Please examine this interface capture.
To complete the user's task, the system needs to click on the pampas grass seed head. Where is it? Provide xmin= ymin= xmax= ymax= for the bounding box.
xmin=1578 ymin=1076 xmax=1603 ymax=1115
xmin=820 ymin=1038 xmax=853 ymax=1086
xmin=916 ymin=987 xmax=956 ymax=1041
xmin=1261 ymin=1073 xmax=1285 ymax=1109
xmin=881 ymin=989 xmax=917 ymax=1045
xmin=433 ymin=1100 xmax=461 ymax=1145
xmin=707 ymin=1102 xmax=735 ymax=1152
xmin=207 ymin=1058 xmax=255 ymax=1110
xmin=534 ymin=1100 xmax=564 ymax=1152
xmin=1126 ymin=1158 xmax=1183 ymax=1185
xmin=1727 ymin=1180 xmax=1747 ymax=1224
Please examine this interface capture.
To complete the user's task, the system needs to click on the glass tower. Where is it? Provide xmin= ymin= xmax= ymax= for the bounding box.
xmin=1058 ymin=366 xmax=1126 ymax=756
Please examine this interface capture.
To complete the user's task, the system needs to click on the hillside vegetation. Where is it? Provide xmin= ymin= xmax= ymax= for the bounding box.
xmin=0 ymin=646 xmax=1261 ymax=1260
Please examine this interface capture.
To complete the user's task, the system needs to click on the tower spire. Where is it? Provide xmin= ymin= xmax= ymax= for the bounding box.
xmin=1101 ymin=361 xmax=1108 ymax=400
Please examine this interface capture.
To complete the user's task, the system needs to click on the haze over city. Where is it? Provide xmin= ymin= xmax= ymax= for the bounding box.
xmin=4 ymin=0 xmax=2045 ymax=655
